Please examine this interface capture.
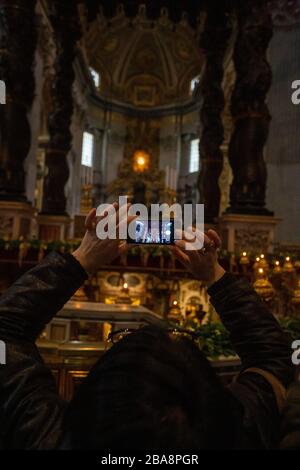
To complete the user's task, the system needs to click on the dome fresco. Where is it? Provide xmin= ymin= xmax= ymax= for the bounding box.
xmin=82 ymin=6 xmax=204 ymax=106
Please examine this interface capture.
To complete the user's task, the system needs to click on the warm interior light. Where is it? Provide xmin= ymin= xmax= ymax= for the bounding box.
xmin=259 ymin=268 xmax=264 ymax=274
xmin=286 ymin=256 xmax=290 ymax=262
xmin=173 ymin=300 xmax=178 ymax=306
xmin=123 ymin=282 xmax=128 ymax=289
xmin=242 ymin=252 xmax=247 ymax=257
xmin=260 ymin=254 xmax=265 ymax=259
xmin=256 ymin=257 xmax=260 ymax=262
xmin=133 ymin=150 xmax=150 ymax=173
xmin=137 ymin=156 xmax=145 ymax=166
xmin=275 ymin=261 xmax=280 ymax=266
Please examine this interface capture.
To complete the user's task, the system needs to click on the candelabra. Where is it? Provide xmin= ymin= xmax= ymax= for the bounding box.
xmin=239 ymin=251 xmax=299 ymax=316
xmin=80 ymin=184 xmax=93 ymax=215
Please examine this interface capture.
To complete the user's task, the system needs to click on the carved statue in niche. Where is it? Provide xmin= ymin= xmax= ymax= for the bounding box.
xmin=107 ymin=118 xmax=164 ymax=206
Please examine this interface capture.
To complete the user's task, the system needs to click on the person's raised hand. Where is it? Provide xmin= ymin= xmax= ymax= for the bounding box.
xmin=172 ymin=228 xmax=225 ymax=286
xmin=72 ymin=202 xmax=134 ymax=274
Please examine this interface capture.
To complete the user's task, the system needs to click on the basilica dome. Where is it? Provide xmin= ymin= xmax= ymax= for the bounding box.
xmin=81 ymin=5 xmax=204 ymax=107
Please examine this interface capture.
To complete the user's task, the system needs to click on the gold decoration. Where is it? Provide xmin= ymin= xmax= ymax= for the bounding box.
xmin=291 ymin=278 xmax=300 ymax=305
xmin=254 ymin=267 xmax=274 ymax=300
xmin=107 ymin=118 xmax=164 ymax=205
xmin=283 ymin=256 xmax=294 ymax=273
xmin=259 ymin=254 xmax=269 ymax=273
xmin=168 ymin=299 xmax=183 ymax=325
xmin=240 ymin=251 xmax=249 ymax=265
xmin=80 ymin=184 xmax=93 ymax=215
xmin=132 ymin=150 xmax=150 ymax=173
xmin=115 ymin=274 xmax=133 ymax=304
xmin=273 ymin=260 xmax=282 ymax=274
xmin=18 ymin=236 xmax=29 ymax=267
xmin=72 ymin=285 xmax=88 ymax=301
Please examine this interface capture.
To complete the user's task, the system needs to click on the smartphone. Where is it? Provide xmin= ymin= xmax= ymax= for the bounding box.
xmin=127 ymin=218 xmax=175 ymax=245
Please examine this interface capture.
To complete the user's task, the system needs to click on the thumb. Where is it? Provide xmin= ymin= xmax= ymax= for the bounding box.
xmin=85 ymin=208 xmax=96 ymax=231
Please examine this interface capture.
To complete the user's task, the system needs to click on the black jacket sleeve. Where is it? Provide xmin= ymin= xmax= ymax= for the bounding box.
xmin=207 ymin=272 xmax=294 ymax=386
xmin=207 ymin=272 xmax=295 ymax=449
xmin=0 ymin=252 xmax=88 ymax=449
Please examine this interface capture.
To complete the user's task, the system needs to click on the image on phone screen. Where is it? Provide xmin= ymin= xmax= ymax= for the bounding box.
xmin=127 ymin=219 xmax=174 ymax=245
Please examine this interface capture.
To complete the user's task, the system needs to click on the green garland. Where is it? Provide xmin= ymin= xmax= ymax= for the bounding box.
xmin=171 ymin=317 xmax=300 ymax=359
xmin=0 ymin=238 xmax=299 ymax=264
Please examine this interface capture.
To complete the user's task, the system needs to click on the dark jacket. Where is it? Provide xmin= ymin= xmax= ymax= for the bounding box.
xmin=0 ymin=252 xmax=295 ymax=449
xmin=280 ymin=381 xmax=300 ymax=449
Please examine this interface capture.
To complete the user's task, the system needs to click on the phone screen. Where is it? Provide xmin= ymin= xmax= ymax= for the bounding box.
xmin=127 ymin=219 xmax=174 ymax=245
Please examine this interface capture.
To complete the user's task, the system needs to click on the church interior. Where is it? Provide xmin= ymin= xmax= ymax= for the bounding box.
xmin=0 ymin=0 xmax=300 ymax=399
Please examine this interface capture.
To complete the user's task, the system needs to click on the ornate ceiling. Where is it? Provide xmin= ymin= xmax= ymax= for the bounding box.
xmin=81 ymin=4 xmax=204 ymax=107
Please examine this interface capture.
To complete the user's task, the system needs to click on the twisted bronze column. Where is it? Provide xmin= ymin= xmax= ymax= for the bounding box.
xmin=0 ymin=0 xmax=37 ymax=201
xmin=198 ymin=3 xmax=233 ymax=224
xmin=40 ymin=2 xmax=81 ymax=215
xmin=227 ymin=0 xmax=273 ymax=215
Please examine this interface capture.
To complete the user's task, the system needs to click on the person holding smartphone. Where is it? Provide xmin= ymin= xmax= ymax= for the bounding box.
xmin=0 ymin=205 xmax=295 ymax=449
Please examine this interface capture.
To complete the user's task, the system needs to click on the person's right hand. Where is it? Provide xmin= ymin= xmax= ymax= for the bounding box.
xmin=172 ymin=228 xmax=225 ymax=286
xmin=72 ymin=202 xmax=135 ymax=274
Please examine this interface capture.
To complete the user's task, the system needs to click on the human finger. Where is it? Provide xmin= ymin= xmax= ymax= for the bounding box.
xmin=171 ymin=245 xmax=191 ymax=266
xmin=207 ymin=229 xmax=222 ymax=249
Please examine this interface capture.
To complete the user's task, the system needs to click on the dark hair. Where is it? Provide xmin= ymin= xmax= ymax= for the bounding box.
xmin=64 ymin=325 xmax=241 ymax=450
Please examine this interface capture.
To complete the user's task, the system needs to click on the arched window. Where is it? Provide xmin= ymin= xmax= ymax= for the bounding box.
xmin=190 ymin=76 xmax=200 ymax=94
xmin=89 ymin=67 xmax=100 ymax=89
xmin=189 ymin=138 xmax=200 ymax=173
xmin=81 ymin=131 xmax=94 ymax=167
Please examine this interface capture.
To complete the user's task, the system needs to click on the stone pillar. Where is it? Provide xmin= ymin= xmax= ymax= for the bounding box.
xmin=0 ymin=0 xmax=37 ymax=237
xmin=38 ymin=1 xmax=81 ymax=240
xmin=198 ymin=4 xmax=232 ymax=225
xmin=227 ymin=0 xmax=273 ymax=215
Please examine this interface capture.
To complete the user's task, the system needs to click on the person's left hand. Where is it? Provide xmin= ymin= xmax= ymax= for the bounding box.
xmin=171 ymin=228 xmax=225 ymax=286
xmin=72 ymin=202 xmax=134 ymax=274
